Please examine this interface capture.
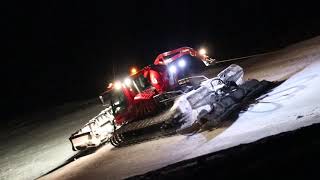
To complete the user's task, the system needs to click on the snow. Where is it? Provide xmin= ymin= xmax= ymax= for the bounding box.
xmin=2 ymin=36 xmax=320 ymax=180
xmin=186 ymin=60 xmax=320 ymax=159
xmin=0 ymin=102 xmax=104 ymax=180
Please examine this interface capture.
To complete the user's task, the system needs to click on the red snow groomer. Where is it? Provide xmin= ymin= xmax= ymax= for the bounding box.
xmin=69 ymin=47 xmax=273 ymax=150
xmin=70 ymin=47 xmax=213 ymax=150
xmin=100 ymin=47 xmax=214 ymax=146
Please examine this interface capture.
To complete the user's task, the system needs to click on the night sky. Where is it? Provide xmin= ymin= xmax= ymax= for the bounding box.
xmin=3 ymin=0 xmax=320 ymax=118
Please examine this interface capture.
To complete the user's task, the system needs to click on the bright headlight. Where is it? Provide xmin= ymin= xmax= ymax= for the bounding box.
xmin=178 ymin=59 xmax=186 ymax=68
xmin=169 ymin=65 xmax=177 ymax=74
xmin=114 ymin=81 xmax=122 ymax=90
xmin=124 ymin=78 xmax=131 ymax=86
xmin=199 ymin=48 xmax=207 ymax=56
xmin=130 ymin=67 xmax=137 ymax=75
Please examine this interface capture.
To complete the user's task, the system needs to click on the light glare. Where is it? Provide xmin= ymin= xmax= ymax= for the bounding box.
xmin=169 ymin=65 xmax=177 ymax=74
xmin=114 ymin=81 xmax=122 ymax=90
xmin=199 ymin=48 xmax=207 ymax=56
xmin=178 ymin=59 xmax=186 ymax=68
xmin=124 ymin=78 xmax=131 ymax=86
xmin=130 ymin=68 xmax=137 ymax=75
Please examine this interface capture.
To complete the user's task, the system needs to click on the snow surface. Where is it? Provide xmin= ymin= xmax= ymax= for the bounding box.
xmin=2 ymin=36 xmax=320 ymax=180
xmin=186 ymin=59 xmax=320 ymax=159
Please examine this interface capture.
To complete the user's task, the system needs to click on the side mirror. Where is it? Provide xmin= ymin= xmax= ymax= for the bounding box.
xmin=99 ymin=95 xmax=111 ymax=107
xmin=99 ymin=96 xmax=104 ymax=105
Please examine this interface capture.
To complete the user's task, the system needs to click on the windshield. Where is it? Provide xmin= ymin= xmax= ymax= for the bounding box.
xmin=132 ymin=74 xmax=151 ymax=92
xmin=110 ymin=90 xmax=127 ymax=115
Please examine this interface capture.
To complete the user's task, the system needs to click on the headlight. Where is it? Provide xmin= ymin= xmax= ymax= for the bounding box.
xmin=169 ymin=65 xmax=177 ymax=74
xmin=114 ymin=81 xmax=122 ymax=90
xmin=199 ymin=48 xmax=207 ymax=56
xmin=124 ymin=78 xmax=131 ymax=86
xmin=178 ymin=59 xmax=186 ymax=68
xmin=130 ymin=67 xmax=137 ymax=75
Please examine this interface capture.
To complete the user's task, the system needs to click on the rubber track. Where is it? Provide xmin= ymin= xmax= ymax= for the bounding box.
xmin=110 ymin=108 xmax=176 ymax=147
xmin=115 ymin=127 xmax=178 ymax=147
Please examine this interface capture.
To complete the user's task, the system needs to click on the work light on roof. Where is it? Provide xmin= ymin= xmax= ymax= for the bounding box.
xmin=169 ymin=65 xmax=177 ymax=74
xmin=178 ymin=59 xmax=186 ymax=68
xmin=199 ymin=48 xmax=207 ymax=56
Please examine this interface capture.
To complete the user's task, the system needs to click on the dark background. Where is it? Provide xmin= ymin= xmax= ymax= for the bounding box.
xmin=3 ymin=0 xmax=320 ymax=119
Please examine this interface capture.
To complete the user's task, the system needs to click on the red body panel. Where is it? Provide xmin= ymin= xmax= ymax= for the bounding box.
xmin=112 ymin=65 xmax=171 ymax=125
xmin=154 ymin=47 xmax=208 ymax=65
